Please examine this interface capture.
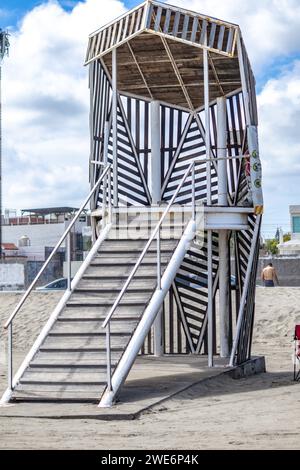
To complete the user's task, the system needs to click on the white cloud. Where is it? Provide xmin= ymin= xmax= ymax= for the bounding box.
xmin=167 ymin=0 xmax=300 ymax=70
xmin=257 ymin=60 xmax=300 ymax=230
xmin=2 ymin=0 xmax=126 ymax=211
xmin=1 ymin=0 xmax=300 ymax=235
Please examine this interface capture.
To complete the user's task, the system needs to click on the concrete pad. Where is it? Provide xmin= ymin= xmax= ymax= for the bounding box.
xmin=0 ymin=355 xmax=265 ymax=420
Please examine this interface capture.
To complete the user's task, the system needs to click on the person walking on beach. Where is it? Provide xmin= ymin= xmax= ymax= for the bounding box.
xmin=261 ymin=263 xmax=279 ymax=287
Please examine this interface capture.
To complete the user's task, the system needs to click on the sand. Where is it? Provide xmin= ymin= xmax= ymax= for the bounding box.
xmin=0 ymin=287 xmax=300 ymax=450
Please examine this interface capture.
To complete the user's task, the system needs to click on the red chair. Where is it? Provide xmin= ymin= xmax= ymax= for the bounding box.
xmin=294 ymin=325 xmax=300 ymax=381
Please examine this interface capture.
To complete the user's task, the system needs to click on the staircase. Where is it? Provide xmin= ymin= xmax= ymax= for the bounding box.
xmin=10 ymin=223 xmax=181 ymax=403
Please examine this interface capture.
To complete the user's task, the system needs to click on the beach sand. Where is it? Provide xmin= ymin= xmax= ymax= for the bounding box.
xmin=0 ymin=287 xmax=299 ymax=449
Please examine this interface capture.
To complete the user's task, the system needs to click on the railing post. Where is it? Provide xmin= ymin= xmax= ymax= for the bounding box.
xmin=102 ymin=122 xmax=110 ymax=228
xmin=154 ymin=224 xmax=163 ymax=356
xmin=67 ymin=231 xmax=71 ymax=291
xmin=157 ymin=225 xmax=161 ymax=290
xmin=112 ymin=48 xmax=118 ymax=208
xmin=8 ymin=323 xmax=13 ymax=390
xmin=106 ymin=322 xmax=112 ymax=391
xmin=108 ymin=167 xmax=112 ymax=224
xmin=192 ymin=163 xmax=196 ymax=221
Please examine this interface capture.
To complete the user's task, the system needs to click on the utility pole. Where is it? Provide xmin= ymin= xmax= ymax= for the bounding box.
xmin=0 ymin=29 xmax=10 ymax=259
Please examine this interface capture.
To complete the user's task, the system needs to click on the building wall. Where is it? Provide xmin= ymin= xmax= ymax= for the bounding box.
xmin=3 ymin=223 xmax=65 ymax=249
xmin=0 ymin=262 xmax=25 ymax=290
xmin=3 ymin=220 xmax=87 ymax=261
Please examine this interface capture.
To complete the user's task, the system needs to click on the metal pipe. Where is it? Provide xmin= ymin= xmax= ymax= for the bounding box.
xmin=101 ymin=121 xmax=110 ymax=227
xmin=203 ymin=34 xmax=211 ymax=205
xmin=112 ymin=48 xmax=118 ymax=208
xmin=192 ymin=162 xmax=195 ymax=221
xmin=108 ymin=168 xmax=112 ymax=223
xmin=217 ymin=96 xmax=230 ymax=357
xmin=67 ymin=231 xmax=71 ymax=292
xmin=153 ymin=308 xmax=163 ymax=357
xmin=106 ymin=323 xmax=112 ymax=391
xmin=157 ymin=227 xmax=161 ymax=290
xmin=102 ymin=161 xmax=195 ymax=328
xmin=4 ymin=165 xmax=110 ymax=329
xmin=204 ymin=30 xmax=213 ymax=366
xmin=219 ymin=230 xmax=230 ymax=357
xmin=207 ymin=230 xmax=214 ymax=367
xmin=217 ymin=96 xmax=227 ymax=205
xmin=236 ymin=32 xmax=251 ymax=126
xmin=150 ymin=100 xmax=161 ymax=204
xmin=8 ymin=323 xmax=12 ymax=390
xmin=154 ymin=225 xmax=162 ymax=356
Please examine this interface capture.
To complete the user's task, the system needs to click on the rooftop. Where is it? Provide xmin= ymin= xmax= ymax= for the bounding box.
xmin=85 ymin=0 xmax=252 ymax=111
xmin=21 ymin=207 xmax=79 ymax=216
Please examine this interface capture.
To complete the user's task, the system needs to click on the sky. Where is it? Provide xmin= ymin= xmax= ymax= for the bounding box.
xmin=1 ymin=0 xmax=300 ymax=238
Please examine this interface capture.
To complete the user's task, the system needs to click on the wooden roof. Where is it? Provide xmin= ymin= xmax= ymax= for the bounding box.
xmin=86 ymin=1 xmax=248 ymax=111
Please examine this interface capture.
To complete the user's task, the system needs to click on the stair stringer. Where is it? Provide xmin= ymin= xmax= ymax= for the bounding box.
xmin=0 ymin=224 xmax=111 ymax=406
xmin=99 ymin=219 xmax=196 ymax=407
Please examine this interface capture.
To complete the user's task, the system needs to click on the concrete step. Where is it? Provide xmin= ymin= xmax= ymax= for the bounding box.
xmin=52 ymin=319 xmax=139 ymax=334
xmin=41 ymin=335 xmax=130 ymax=350
xmin=39 ymin=345 xmax=124 ymax=353
xmin=84 ymin=264 xmax=165 ymax=277
xmin=62 ymin=304 xmax=144 ymax=318
xmin=107 ymin=232 xmax=182 ymax=240
xmin=70 ymin=291 xmax=153 ymax=303
xmin=98 ymin=239 xmax=177 ymax=252
xmin=81 ymin=273 xmax=156 ymax=280
xmin=11 ymin=386 xmax=104 ymax=402
xmin=30 ymin=351 xmax=118 ymax=367
xmin=89 ymin=255 xmax=172 ymax=265
xmin=73 ymin=284 xmax=153 ymax=293
xmin=110 ymin=223 xmax=184 ymax=231
xmin=77 ymin=277 xmax=156 ymax=289
xmin=58 ymin=313 xmax=140 ymax=322
xmin=20 ymin=368 xmax=109 ymax=384
xmin=16 ymin=381 xmax=106 ymax=391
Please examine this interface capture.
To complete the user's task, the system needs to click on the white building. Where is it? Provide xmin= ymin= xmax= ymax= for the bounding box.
xmin=2 ymin=207 xmax=88 ymax=261
xmin=278 ymin=205 xmax=300 ymax=255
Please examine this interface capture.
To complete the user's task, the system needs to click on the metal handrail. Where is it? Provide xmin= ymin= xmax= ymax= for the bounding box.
xmin=4 ymin=164 xmax=111 ymax=330
xmin=102 ymin=160 xmax=196 ymax=330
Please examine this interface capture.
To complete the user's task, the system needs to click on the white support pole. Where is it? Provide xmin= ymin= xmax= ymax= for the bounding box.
xmin=101 ymin=121 xmax=110 ymax=227
xmin=217 ymin=96 xmax=230 ymax=357
xmin=236 ymin=32 xmax=251 ymax=127
xmin=217 ymin=97 xmax=227 ymax=206
xmin=66 ymin=231 xmax=72 ymax=292
xmin=112 ymin=48 xmax=118 ymax=208
xmin=153 ymin=308 xmax=163 ymax=357
xmin=203 ymin=45 xmax=211 ymax=206
xmin=219 ymin=230 xmax=229 ymax=357
xmin=203 ymin=37 xmax=213 ymax=367
xmin=153 ymin=199 xmax=162 ymax=356
xmin=207 ymin=230 xmax=213 ymax=367
xmin=150 ymin=100 xmax=161 ymax=205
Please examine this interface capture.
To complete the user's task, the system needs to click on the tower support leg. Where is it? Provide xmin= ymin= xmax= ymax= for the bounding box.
xmin=217 ymin=96 xmax=230 ymax=357
xmin=150 ymin=100 xmax=161 ymax=205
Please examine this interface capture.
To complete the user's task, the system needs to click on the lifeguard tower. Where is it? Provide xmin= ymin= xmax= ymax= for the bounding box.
xmin=1 ymin=1 xmax=263 ymax=407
